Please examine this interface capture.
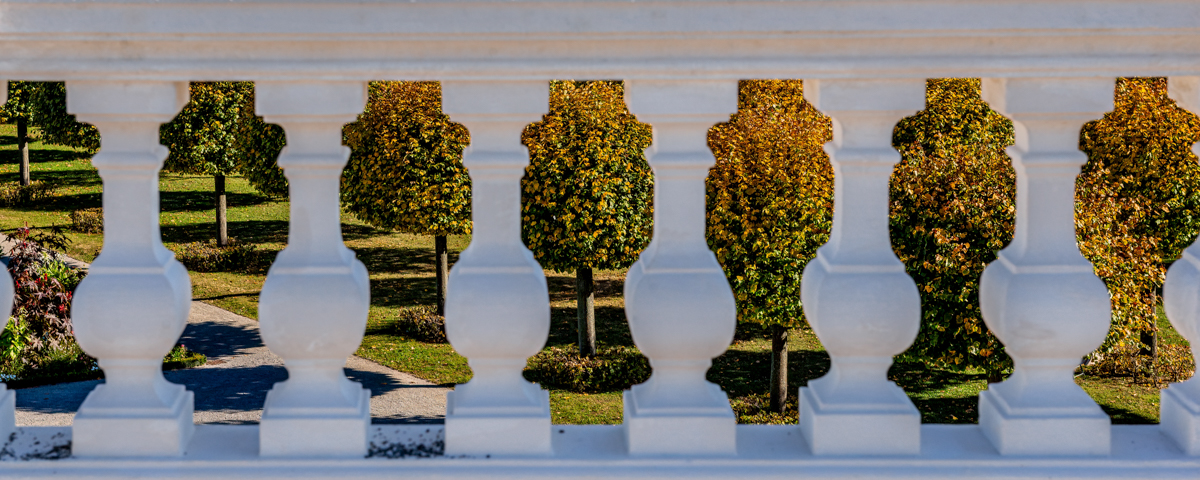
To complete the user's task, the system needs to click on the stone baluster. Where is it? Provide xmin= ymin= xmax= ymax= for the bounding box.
xmin=67 ymin=81 xmax=193 ymax=457
xmin=1161 ymin=76 xmax=1200 ymax=455
xmin=255 ymin=81 xmax=371 ymax=458
xmin=441 ymin=80 xmax=552 ymax=457
xmin=798 ymin=79 xmax=925 ymax=456
xmin=622 ymin=79 xmax=738 ymax=457
xmin=0 ymin=80 xmax=11 ymax=442
xmin=977 ymin=77 xmax=1113 ymax=456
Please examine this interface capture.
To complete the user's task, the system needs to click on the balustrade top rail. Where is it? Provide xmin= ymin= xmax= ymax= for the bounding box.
xmin=0 ymin=0 xmax=1199 ymax=80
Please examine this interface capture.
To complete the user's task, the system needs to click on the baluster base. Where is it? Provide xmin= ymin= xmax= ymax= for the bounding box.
xmin=978 ymin=388 xmax=1110 ymax=456
xmin=0 ymin=385 xmax=13 ymax=441
xmin=623 ymin=384 xmax=737 ymax=456
xmin=444 ymin=388 xmax=552 ymax=457
xmin=259 ymin=384 xmax=370 ymax=458
xmin=1161 ymin=383 xmax=1200 ymax=455
xmin=798 ymin=382 xmax=920 ymax=455
xmin=72 ymin=384 xmax=194 ymax=457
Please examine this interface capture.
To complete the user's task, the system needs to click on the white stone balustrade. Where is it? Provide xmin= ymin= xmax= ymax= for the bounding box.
xmin=799 ymin=79 xmax=925 ymax=456
xmin=622 ymin=79 xmax=739 ymax=456
xmin=3 ymin=1 xmax=1200 ymax=477
xmin=1161 ymin=75 xmax=1200 ymax=456
xmin=255 ymin=81 xmax=372 ymax=458
xmin=65 ymin=81 xmax=195 ymax=458
xmin=977 ymin=77 xmax=1115 ymax=456
xmin=440 ymin=80 xmax=553 ymax=457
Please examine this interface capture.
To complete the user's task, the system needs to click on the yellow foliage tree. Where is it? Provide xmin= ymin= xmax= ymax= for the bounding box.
xmin=707 ymin=79 xmax=834 ymax=412
xmin=521 ymin=80 xmax=653 ymax=357
xmin=342 ymin=81 xmax=472 ymax=315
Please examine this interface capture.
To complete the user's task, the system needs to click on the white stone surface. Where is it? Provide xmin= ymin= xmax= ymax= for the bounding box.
xmin=441 ymin=80 xmax=553 ymax=457
xmin=255 ymin=81 xmax=372 ymax=459
xmin=65 ymin=80 xmax=195 ymax=458
xmin=622 ymin=80 xmax=738 ymax=457
xmin=1161 ymin=75 xmax=1200 ymax=456
xmin=977 ymin=77 xmax=1115 ymax=457
xmin=798 ymin=79 xmax=925 ymax=456
xmin=2 ymin=2 xmax=1200 ymax=81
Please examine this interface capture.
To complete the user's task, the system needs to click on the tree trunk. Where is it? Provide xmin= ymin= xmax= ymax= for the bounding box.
xmin=17 ymin=117 xmax=30 ymax=187
xmin=215 ymin=174 xmax=228 ymax=246
xmin=1141 ymin=326 xmax=1158 ymax=382
xmin=436 ymin=235 xmax=449 ymax=316
xmin=577 ymin=267 xmax=596 ymax=357
xmin=770 ymin=324 xmax=789 ymax=413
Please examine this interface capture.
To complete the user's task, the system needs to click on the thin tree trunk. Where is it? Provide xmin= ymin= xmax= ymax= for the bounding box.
xmin=17 ymin=117 xmax=30 ymax=187
xmin=215 ymin=174 xmax=228 ymax=246
xmin=436 ymin=235 xmax=449 ymax=316
xmin=577 ymin=267 xmax=596 ymax=357
xmin=770 ymin=324 xmax=789 ymax=413
xmin=1141 ymin=326 xmax=1158 ymax=382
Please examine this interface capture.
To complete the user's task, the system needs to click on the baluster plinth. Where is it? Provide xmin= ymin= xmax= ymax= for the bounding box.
xmin=977 ymin=77 xmax=1113 ymax=456
xmin=67 ymin=81 xmax=194 ymax=457
xmin=798 ymin=79 xmax=924 ymax=456
xmin=1161 ymin=76 xmax=1200 ymax=455
xmin=255 ymin=81 xmax=371 ymax=458
xmin=441 ymin=80 xmax=552 ymax=457
xmin=622 ymin=80 xmax=738 ymax=457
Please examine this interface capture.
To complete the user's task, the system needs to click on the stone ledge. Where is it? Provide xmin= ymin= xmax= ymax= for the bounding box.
xmin=0 ymin=424 xmax=1196 ymax=479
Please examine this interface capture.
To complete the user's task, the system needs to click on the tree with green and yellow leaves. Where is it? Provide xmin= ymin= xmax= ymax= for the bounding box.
xmin=1077 ymin=77 xmax=1200 ymax=368
xmin=160 ymin=82 xmax=286 ymax=246
xmin=521 ymin=80 xmax=653 ymax=357
xmin=342 ymin=81 xmax=472 ymax=316
xmin=706 ymin=79 xmax=834 ymax=413
xmin=889 ymin=78 xmax=1017 ymax=382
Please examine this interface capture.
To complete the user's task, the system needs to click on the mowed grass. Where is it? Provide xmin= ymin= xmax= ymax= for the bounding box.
xmin=0 ymin=123 xmax=1189 ymax=425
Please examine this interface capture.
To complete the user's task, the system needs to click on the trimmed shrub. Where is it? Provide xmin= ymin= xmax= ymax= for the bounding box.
xmin=523 ymin=344 xmax=651 ymax=393
xmin=68 ymin=208 xmax=103 ymax=234
xmin=172 ymin=239 xmax=274 ymax=273
xmin=393 ymin=305 xmax=448 ymax=344
xmin=0 ymin=181 xmax=54 ymax=207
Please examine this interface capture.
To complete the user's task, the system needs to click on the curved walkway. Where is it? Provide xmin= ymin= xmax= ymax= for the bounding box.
xmin=15 ymin=301 xmax=449 ymax=426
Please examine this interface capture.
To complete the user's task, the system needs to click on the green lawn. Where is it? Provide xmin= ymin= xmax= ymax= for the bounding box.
xmin=0 ymin=123 xmax=1188 ymax=425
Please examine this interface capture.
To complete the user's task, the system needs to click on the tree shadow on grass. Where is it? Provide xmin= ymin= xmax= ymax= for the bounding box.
xmin=369 ymin=276 xmax=439 ymax=309
xmin=710 ymin=348 xmax=831 ymax=399
xmin=545 ymin=273 xmax=624 ymax=303
xmin=911 ymin=396 xmax=980 ymax=424
xmin=888 ymin=360 xmax=989 ymax=396
xmin=160 ymin=190 xmax=273 ymax=213
xmin=351 ymin=245 xmax=459 ymax=276
xmin=162 ymin=220 xmax=290 ymax=245
xmin=545 ymin=305 xmax=633 ymax=349
xmin=0 ymin=149 xmax=92 ymax=166
xmin=1102 ymin=403 xmax=1158 ymax=425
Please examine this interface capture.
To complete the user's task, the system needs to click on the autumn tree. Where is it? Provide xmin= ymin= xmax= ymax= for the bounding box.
xmin=342 ymin=81 xmax=472 ymax=315
xmin=160 ymin=82 xmax=285 ymax=246
xmin=890 ymin=79 xmax=1016 ymax=382
xmin=707 ymin=80 xmax=834 ymax=412
xmin=521 ymin=80 xmax=653 ymax=357
xmin=1076 ymin=78 xmax=1200 ymax=367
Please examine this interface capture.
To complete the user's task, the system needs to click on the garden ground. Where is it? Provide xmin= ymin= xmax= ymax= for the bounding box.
xmin=0 ymin=123 xmax=1184 ymax=425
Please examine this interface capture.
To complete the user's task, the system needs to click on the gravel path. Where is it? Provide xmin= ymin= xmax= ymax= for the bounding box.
xmin=14 ymin=301 xmax=450 ymax=426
